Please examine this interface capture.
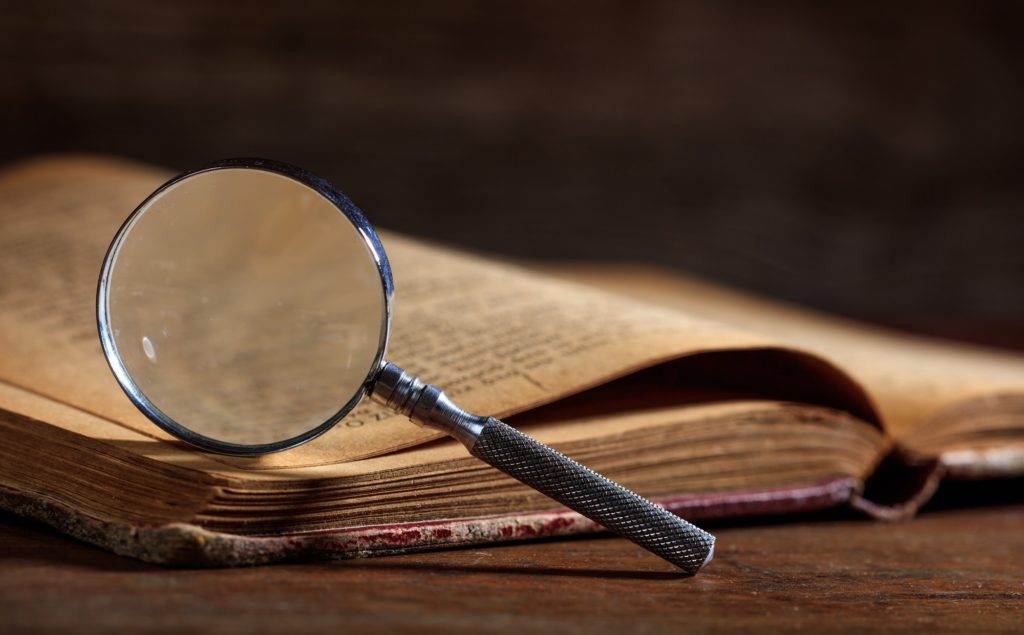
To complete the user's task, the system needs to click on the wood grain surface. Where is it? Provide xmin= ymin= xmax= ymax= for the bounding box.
xmin=2 ymin=501 xmax=1022 ymax=634
xmin=1 ymin=323 xmax=1022 ymax=632
xmin=1 ymin=306 xmax=1022 ymax=633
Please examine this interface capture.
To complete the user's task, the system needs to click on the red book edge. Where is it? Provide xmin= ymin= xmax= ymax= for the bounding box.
xmin=1 ymin=477 xmax=876 ymax=566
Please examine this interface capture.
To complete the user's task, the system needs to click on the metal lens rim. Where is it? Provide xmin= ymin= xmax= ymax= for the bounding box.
xmin=96 ymin=158 xmax=394 ymax=456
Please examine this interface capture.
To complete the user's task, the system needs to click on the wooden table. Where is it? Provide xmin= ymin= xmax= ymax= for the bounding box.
xmin=2 ymin=497 xmax=1022 ymax=634
xmin=3 ymin=321 xmax=1022 ymax=633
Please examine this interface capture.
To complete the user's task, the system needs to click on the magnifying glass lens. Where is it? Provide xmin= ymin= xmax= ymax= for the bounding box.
xmin=101 ymin=167 xmax=387 ymax=449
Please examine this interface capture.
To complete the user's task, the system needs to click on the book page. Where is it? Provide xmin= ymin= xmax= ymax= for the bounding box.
xmin=553 ymin=265 xmax=1024 ymax=445
xmin=0 ymin=156 xmax=872 ymax=467
xmin=0 ymin=379 xmax=884 ymax=486
xmin=0 ymin=378 xmax=886 ymax=533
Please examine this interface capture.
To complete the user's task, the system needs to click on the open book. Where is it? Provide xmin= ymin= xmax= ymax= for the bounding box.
xmin=2 ymin=156 xmax=1022 ymax=565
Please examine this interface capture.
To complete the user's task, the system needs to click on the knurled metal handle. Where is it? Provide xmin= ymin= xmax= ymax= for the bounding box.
xmin=470 ymin=417 xmax=715 ymax=574
xmin=370 ymin=363 xmax=716 ymax=574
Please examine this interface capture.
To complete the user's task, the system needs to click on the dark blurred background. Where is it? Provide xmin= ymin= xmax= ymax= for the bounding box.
xmin=3 ymin=1 xmax=1023 ymax=341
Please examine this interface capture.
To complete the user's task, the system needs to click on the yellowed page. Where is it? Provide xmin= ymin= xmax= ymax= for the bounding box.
xmin=0 ymin=380 xmax=882 ymax=483
xmin=0 ymin=378 xmax=884 ymax=533
xmin=1 ymin=156 xmax=870 ymax=469
xmin=554 ymin=265 xmax=1024 ymax=450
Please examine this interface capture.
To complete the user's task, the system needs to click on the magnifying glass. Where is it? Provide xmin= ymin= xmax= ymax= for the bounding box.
xmin=96 ymin=159 xmax=715 ymax=573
